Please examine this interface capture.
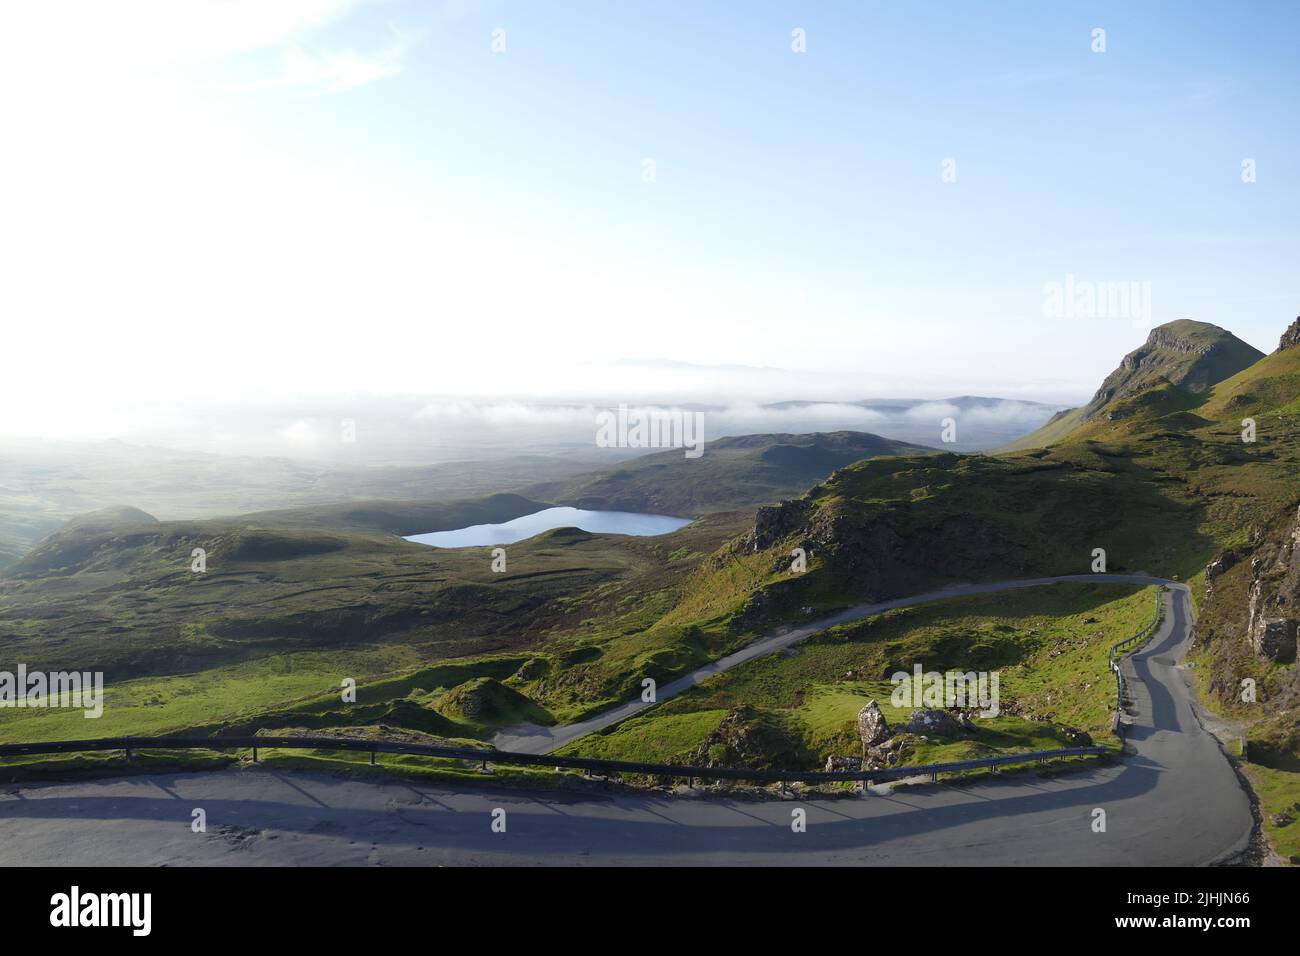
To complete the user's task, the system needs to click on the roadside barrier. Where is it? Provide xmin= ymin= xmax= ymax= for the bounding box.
xmin=0 ymin=734 xmax=1106 ymax=786
xmin=1107 ymin=589 xmax=1165 ymax=740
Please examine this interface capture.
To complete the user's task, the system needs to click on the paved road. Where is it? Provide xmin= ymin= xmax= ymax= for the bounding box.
xmin=493 ymin=573 xmax=1192 ymax=753
xmin=0 ymin=579 xmax=1255 ymax=865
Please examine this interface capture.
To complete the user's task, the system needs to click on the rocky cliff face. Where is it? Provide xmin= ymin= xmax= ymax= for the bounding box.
xmin=746 ymin=498 xmax=815 ymax=552
xmin=1080 ymin=320 xmax=1264 ymax=421
xmin=1278 ymin=316 xmax=1300 ymax=353
xmin=1197 ymin=501 xmax=1300 ymax=768
xmin=1202 ymin=504 xmax=1300 ymax=665
xmin=736 ymin=489 xmax=1034 ymax=623
xmin=1242 ymin=507 xmax=1300 ymax=664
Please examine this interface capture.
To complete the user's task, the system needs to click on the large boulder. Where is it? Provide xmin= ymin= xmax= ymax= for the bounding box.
xmin=1251 ymin=616 xmax=1298 ymax=663
xmin=904 ymin=709 xmax=966 ymax=737
xmin=1247 ymin=561 xmax=1300 ymax=664
xmin=857 ymin=700 xmax=891 ymax=750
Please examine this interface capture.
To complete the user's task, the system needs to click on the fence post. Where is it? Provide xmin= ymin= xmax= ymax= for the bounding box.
xmin=370 ymin=750 xmax=376 ymax=766
xmin=252 ymin=747 xmax=258 ymax=763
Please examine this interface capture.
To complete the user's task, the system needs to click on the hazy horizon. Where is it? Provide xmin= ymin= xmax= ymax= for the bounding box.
xmin=2 ymin=1 xmax=1296 ymax=442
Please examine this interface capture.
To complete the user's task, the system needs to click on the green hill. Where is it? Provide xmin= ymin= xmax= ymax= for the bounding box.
xmin=430 ymin=677 xmax=554 ymax=730
xmin=642 ymin=316 xmax=1298 ymax=674
xmin=1003 ymin=320 xmax=1264 ymax=452
xmin=534 ymin=430 xmax=932 ymax=515
xmin=0 ymin=428 xmax=925 ymax=715
xmin=9 ymin=506 xmax=163 ymax=577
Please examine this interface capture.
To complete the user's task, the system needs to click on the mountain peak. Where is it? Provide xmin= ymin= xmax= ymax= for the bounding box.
xmin=1080 ymin=320 xmax=1263 ymax=421
xmin=1138 ymin=319 xmax=1234 ymax=356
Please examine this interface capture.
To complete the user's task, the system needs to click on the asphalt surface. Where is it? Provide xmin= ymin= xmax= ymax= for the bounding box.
xmin=0 ymin=578 xmax=1255 ymax=865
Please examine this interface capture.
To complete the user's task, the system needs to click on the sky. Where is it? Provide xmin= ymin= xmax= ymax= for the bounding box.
xmin=0 ymin=0 xmax=1297 ymax=441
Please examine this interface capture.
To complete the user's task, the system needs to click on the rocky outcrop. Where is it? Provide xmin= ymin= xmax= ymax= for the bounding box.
xmin=1197 ymin=503 xmax=1300 ymax=749
xmin=1079 ymin=320 xmax=1263 ymax=421
xmin=903 ymin=709 xmax=967 ymax=737
xmin=746 ymin=498 xmax=815 ymax=551
xmin=1141 ymin=324 xmax=1222 ymax=357
xmin=1205 ymin=551 xmax=1239 ymax=599
xmin=1201 ymin=504 xmax=1300 ymax=667
xmin=1278 ymin=316 xmax=1300 ymax=352
xmin=863 ymin=732 xmax=920 ymax=770
xmin=686 ymin=705 xmax=803 ymax=770
xmin=823 ymin=755 xmax=862 ymax=773
xmin=1250 ymin=615 xmax=1297 ymax=663
xmin=857 ymin=700 xmax=891 ymax=748
xmin=1243 ymin=505 xmax=1300 ymax=664
xmin=857 ymin=700 xmax=913 ymax=771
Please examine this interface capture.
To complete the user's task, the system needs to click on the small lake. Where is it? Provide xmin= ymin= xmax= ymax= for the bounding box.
xmin=403 ymin=507 xmax=692 ymax=548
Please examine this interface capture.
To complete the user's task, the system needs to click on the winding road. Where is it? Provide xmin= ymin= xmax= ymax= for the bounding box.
xmin=496 ymin=573 xmax=1196 ymax=753
xmin=0 ymin=576 xmax=1255 ymax=865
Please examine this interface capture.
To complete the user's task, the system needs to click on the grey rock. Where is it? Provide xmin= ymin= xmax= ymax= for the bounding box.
xmin=1251 ymin=616 xmax=1297 ymax=663
xmin=1277 ymin=316 xmax=1300 ymax=352
xmin=823 ymin=755 xmax=862 ymax=773
xmin=857 ymin=700 xmax=891 ymax=750
xmin=904 ymin=709 xmax=965 ymax=737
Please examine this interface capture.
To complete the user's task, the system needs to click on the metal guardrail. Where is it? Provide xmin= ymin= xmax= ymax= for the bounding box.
xmin=1107 ymin=590 xmax=1165 ymax=740
xmin=0 ymin=735 xmax=1107 ymax=787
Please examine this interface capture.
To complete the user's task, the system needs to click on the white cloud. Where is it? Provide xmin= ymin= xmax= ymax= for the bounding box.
xmin=278 ymin=419 xmax=324 ymax=445
xmin=903 ymin=402 xmax=960 ymax=422
xmin=24 ymin=0 xmax=371 ymax=62
xmin=0 ymin=1 xmax=409 ymax=95
xmin=247 ymin=36 xmax=408 ymax=95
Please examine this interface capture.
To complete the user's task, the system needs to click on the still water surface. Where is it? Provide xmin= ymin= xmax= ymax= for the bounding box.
xmin=403 ymin=507 xmax=692 ymax=548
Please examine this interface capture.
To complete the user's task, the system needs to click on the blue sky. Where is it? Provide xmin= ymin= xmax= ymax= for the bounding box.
xmin=1 ymin=0 xmax=1297 ymax=437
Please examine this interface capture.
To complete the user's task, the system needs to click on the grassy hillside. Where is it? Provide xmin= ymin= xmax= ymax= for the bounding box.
xmin=560 ymin=582 xmax=1154 ymax=769
xmin=0 ymin=491 xmax=747 ymax=684
xmin=3 ymin=430 xmax=929 ymax=745
xmin=704 ymin=321 xmax=1297 ymax=630
xmin=625 ymin=316 xmax=1294 ymax=848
